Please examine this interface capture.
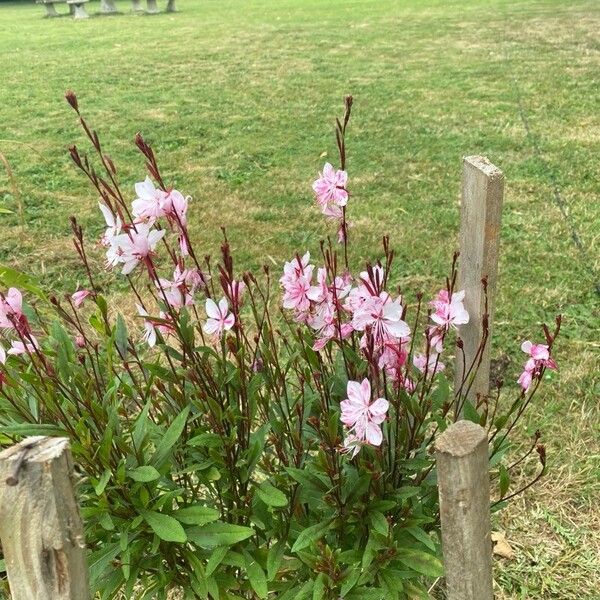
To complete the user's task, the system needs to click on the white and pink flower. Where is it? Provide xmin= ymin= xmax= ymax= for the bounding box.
xmin=312 ymin=163 xmax=348 ymax=216
xmin=430 ymin=289 xmax=469 ymax=330
xmin=518 ymin=340 xmax=557 ymax=391
xmin=109 ymin=223 xmax=166 ymax=275
xmin=71 ymin=289 xmax=92 ymax=309
xmin=340 ymin=378 xmax=389 ymax=447
xmin=203 ymin=298 xmax=235 ymax=338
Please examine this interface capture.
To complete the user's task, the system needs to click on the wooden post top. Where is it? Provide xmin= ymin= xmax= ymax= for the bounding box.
xmin=436 ymin=420 xmax=487 ymax=457
xmin=463 ymin=155 xmax=504 ymax=181
xmin=0 ymin=436 xmax=69 ymax=464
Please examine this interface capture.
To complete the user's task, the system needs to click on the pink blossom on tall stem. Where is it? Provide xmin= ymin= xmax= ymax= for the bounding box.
xmin=340 ymin=379 xmax=389 ymax=446
xmin=136 ymin=305 xmax=173 ymax=347
xmin=0 ymin=288 xmax=30 ymax=335
xmin=110 ymin=223 xmax=166 ymax=275
xmin=71 ymin=289 xmax=92 ymax=309
xmin=413 ymin=352 xmax=445 ymax=376
xmin=203 ymin=298 xmax=235 ymax=338
xmin=312 ymin=163 xmax=348 ymax=215
xmin=98 ymin=202 xmax=122 ymax=246
xmin=352 ymin=292 xmax=410 ymax=344
xmin=7 ymin=336 xmax=39 ymax=356
xmin=518 ymin=340 xmax=558 ymax=391
xmin=430 ymin=289 xmax=469 ymax=330
xmin=340 ymin=433 xmax=362 ymax=458
xmin=156 ymin=266 xmax=196 ymax=310
xmin=280 ymin=252 xmax=313 ymax=288
xmin=132 ymin=177 xmax=169 ymax=222
xmin=226 ymin=279 xmax=246 ymax=307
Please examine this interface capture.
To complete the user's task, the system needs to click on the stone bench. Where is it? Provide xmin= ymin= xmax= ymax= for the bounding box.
xmin=36 ymin=0 xmax=89 ymax=19
xmin=143 ymin=0 xmax=177 ymax=13
xmin=37 ymin=0 xmax=176 ymax=18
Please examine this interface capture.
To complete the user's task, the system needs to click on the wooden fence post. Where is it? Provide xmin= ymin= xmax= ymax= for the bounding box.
xmin=436 ymin=420 xmax=493 ymax=600
xmin=455 ymin=156 xmax=504 ymax=410
xmin=0 ymin=437 xmax=89 ymax=600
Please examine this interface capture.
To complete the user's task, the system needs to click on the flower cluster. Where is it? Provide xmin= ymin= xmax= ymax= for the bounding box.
xmin=0 ymin=288 xmax=38 ymax=361
xmin=340 ymin=379 xmax=389 ymax=456
xmin=518 ymin=340 xmax=558 ymax=391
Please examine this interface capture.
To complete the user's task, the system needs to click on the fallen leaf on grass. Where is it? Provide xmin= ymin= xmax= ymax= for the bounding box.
xmin=492 ymin=531 xmax=514 ymax=560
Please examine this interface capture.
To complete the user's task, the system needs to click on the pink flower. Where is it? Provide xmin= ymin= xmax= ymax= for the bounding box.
xmin=280 ymin=252 xmax=313 ymax=288
xmin=7 ymin=336 xmax=39 ymax=356
xmin=340 ymin=433 xmax=362 ymax=458
xmin=226 ymin=279 xmax=246 ymax=307
xmin=110 ymin=223 xmax=166 ymax=275
xmin=340 ymin=379 xmax=389 ymax=446
xmin=427 ymin=325 xmax=445 ymax=353
xmin=203 ymin=298 xmax=235 ymax=338
xmin=517 ymin=369 xmax=533 ymax=391
xmin=98 ymin=202 xmax=122 ymax=246
xmin=378 ymin=340 xmax=408 ymax=381
xmin=161 ymin=189 xmax=190 ymax=228
xmin=71 ymin=289 xmax=92 ymax=309
xmin=518 ymin=340 xmax=558 ymax=391
xmin=430 ymin=289 xmax=469 ymax=330
xmin=0 ymin=288 xmax=30 ymax=335
xmin=312 ymin=163 xmax=348 ymax=215
xmin=352 ymin=292 xmax=410 ymax=343
xmin=132 ymin=177 xmax=169 ymax=222
xmin=282 ymin=275 xmax=313 ymax=312
xmin=413 ymin=352 xmax=445 ymax=376
xmin=136 ymin=305 xmax=173 ymax=347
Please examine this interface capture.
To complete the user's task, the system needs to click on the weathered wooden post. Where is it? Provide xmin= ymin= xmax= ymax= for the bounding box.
xmin=166 ymin=0 xmax=177 ymax=12
xmin=0 ymin=437 xmax=89 ymax=600
xmin=455 ymin=156 xmax=504 ymax=409
xmin=436 ymin=420 xmax=493 ymax=600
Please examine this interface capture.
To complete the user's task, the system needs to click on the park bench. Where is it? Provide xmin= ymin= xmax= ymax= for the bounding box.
xmin=37 ymin=0 xmax=176 ymax=18
xmin=36 ymin=0 xmax=89 ymax=18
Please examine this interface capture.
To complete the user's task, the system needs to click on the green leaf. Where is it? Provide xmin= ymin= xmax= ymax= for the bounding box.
xmin=396 ymin=548 xmax=443 ymax=578
xmin=463 ymin=399 xmax=483 ymax=425
xmin=406 ymin=526 xmax=436 ymax=552
xmin=244 ymin=551 xmax=268 ymax=599
xmin=206 ymin=546 xmax=228 ymax=577
xmin=369 ymin=510 xmax=389 ymax=537
xmin=291 ymin=519 xmax=332 ymax=553
xmin=151 ymin=405 xmax=190 ymax=467
xmin=313 ymin=572 xmax=326 ymax=600
xmin=0 ymin=265 xmax=47 ymax=301
xmin=256 ymin=482 xmax=287 ymax=507
xmin=267 ymin=539 xmax=285 ymax=580
xmin=94 ymin=469 xmax=111 ymax=496
xmin=499 ymin=464 xmax=510 ymax=497
xmin=0 ymin=423 xmax=67 ymax=436
xmin=187 ymin=522 xmax=254 ymax=548
xmin=173 ymin=505 xmax=220 ymax=526
xmin=88 ymin=542 xmax=120 ymax=588
xmin=140 ymin=510 xmax=187 ymax=543
xmin=114 ymin=313 xmax=129 ymax=358
xmin=127 ymin=466 xmax=161 ymax=482
xmin=285 ymin=467 xmax=329 ymax=492
xmin=340 ymin=564 xmax=361 ymax=596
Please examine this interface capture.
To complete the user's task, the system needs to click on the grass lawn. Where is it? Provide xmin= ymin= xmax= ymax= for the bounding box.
xmin=0 ymin=0 xmax=598 ymax=597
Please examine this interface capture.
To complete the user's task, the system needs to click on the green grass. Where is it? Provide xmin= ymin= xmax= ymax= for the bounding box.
xmin=0 ymin=0 xmax=598 ymax=597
